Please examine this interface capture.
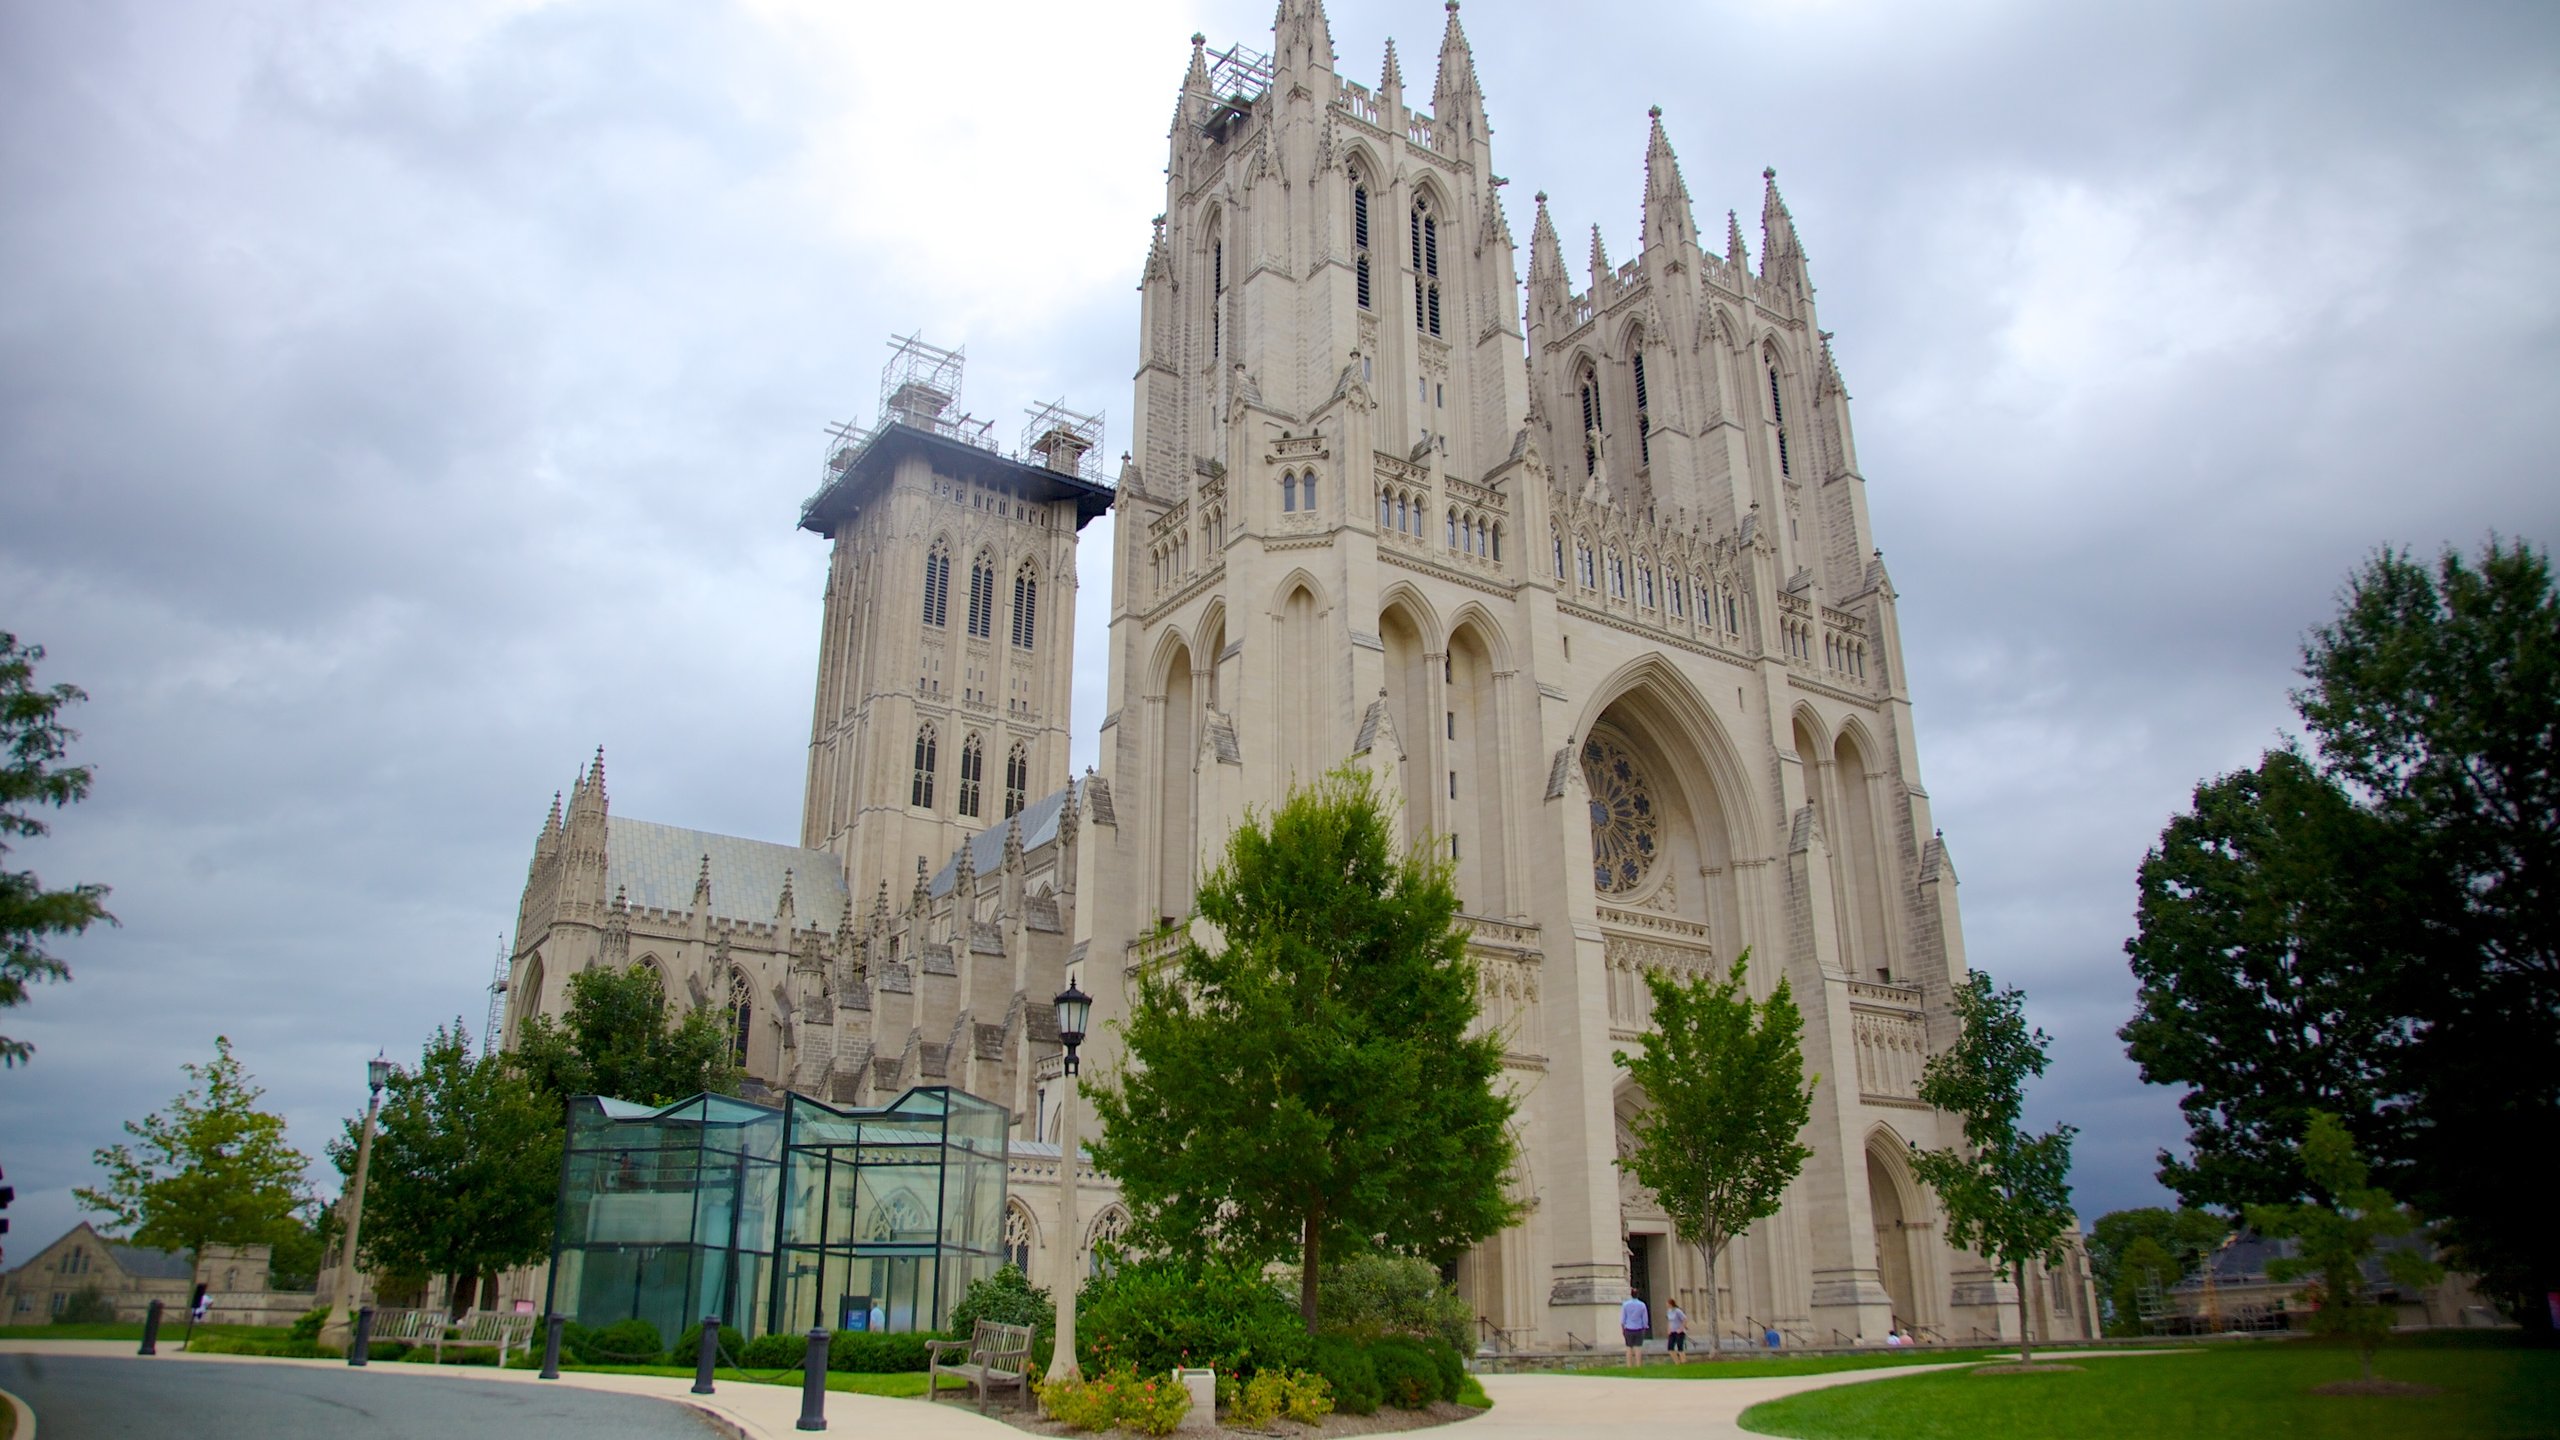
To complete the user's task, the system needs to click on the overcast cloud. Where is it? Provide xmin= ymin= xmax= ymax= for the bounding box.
xmin=3 ymin=0 xmax=2554 ymax=1256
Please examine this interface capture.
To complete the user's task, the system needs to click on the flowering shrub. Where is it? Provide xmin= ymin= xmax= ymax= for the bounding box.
xmin=1036 ymin=1365 xmax=1192 ymax=1436
xmin=1115 ymin=1370 xmax=1192 ymax=1437
xmin=1276 ymin=1368 xmax=1335 ymax=1424
xmin=1036 ymin=1372 xmax=1118 ymax=1432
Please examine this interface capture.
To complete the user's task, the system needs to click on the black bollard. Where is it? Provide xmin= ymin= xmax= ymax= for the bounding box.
xmin=349 ymin=1306 xmax=374 ymax=1367
xmin=540 ymin=1313 xmax=565 ymax=1380
xmin=691 ymin=1315 xmax=720 ymax=1395
xmin=795 ymin=1328 xmax=830 ymax=1432
xmin=139 ymin=1299 xmax=164 ymax=1356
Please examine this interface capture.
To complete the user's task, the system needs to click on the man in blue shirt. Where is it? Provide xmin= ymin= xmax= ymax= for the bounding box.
xmin=1619 ymin=1289 xmax=1650 ymax=1368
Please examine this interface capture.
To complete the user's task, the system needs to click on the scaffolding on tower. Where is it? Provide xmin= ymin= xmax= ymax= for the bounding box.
xmin=1021 ymin=399 xmax=1107 ymax=483
xmin=482 ymin=935 xmax=510 ymax=1053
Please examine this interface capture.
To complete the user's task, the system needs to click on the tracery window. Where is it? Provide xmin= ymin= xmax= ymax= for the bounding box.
xmin=1352 ymin=170 xmax=1373 ymax=310
xmin=957 ymin=733 xmax=984 ymax=818
xmin=1633 ymin=350 xmax=1653 ymax=467
xmin=1607 ymin=550 xmax=1626 ymax=598
xmin=1769 ymin=364 xmax=1791 ymax=478
xmin=911 ymin=724 xmax=938 ymax=808
xmin=1411 ymin=196 xmax=1441 ymax=337
xmin=1012 ymin=565 xmax=1038 ymax=649
xmin=1211 ymin=234 xmax=1225 ymax=358
xmin=1003 ymin=1201 xmax=1035 ymax=1273
xmin=1576 ymin=540 xmax=1597 ymax=590
xmin=1004 ymin=743 xmax=1028 ymax=818
xmin=1552 ymin=524 xmax=1566 ymax=578
xmin=967 ymin=550 xmax=995 ymax=638
xmin=1087 ymin=1206 xmax=1130 ymax=1276
xmin=1577 ymin=365 xmax=1603 ymax=474
xmin=727 ymin=965 xmax=753 ymax=1063
xmin=1638 ymin=563 xmax=1655 ymax=609
xmin=1581 ymin=732 xmax=1660 ymax=895
xmin=922 ymin=541 xmax=951 ymax=627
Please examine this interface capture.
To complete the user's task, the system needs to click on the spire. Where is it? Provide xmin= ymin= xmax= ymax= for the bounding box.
xmin=777 ymin=868 xmax=797 ymax=924
xmin=1142 ymin=213 xmax=1169 ymax=282
xmin=1433 ymin=1 xmax=1485 ymax=135
xmin=1184 ymin=31 xmax=1212 ymax=95
xmin=912 ymin=855 xmax=929 ymax=911
xmin=1641 ymin=106 xmax=1697 ymax=253
xmin=1726 ymin=208 xmax=1749 ymax=269
xmin=1528 ymin=191 xmax=1566 ymax=315
xmin=1588 ymin=224 xmax=1612 ymax=289
xmin=1379 ymin=38 xmax=1404 ymax=108
xmin=1818 ymin=329 xmax=1846 ymax=397
xmin=537 ymin=791 xmax=563 ymax=855
xmin=587 ymin=745 xmax=607 ymax=806
xmin=692 ymin=853 xmax=712 ymax=909
xmin=1272 ymin=0 xmax=1335 ymax=78
xmin=1760 ymin=166 xmax=1810 ymax=293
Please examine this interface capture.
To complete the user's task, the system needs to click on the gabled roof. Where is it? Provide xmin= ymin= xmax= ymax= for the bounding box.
xmin=606 ymin=816 xmax=850 ymax=931
xmin=927 ymin=782 xmax=1078 ymax=898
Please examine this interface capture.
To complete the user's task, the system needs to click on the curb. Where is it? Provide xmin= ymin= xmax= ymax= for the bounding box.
xmin=2 ymin=1383 xmax=34 ymax=1440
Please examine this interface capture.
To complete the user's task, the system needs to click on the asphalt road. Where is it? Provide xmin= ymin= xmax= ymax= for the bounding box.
xmin=0 ymin=1353 xmax=729 ymax=1440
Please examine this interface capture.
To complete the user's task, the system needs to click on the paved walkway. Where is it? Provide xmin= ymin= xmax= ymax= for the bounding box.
xmin=1470 ymin=1364 xmax=1971 ymax=1439
xmin=0 ymin=1339 xmax=1024 ymax=1439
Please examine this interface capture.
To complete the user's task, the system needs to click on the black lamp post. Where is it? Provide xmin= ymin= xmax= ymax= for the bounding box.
xmin=1048 ymin=980 xmax=1093 ymax=1381
xmin=322 ymin=1052 xmax=393 ymax=1352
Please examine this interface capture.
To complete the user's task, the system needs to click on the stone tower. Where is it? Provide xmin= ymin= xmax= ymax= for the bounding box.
xmin=1065 ymin=0 xmax=2090 ymax=1351
xmin=798 ymin=337 xmax=1113 ymax=913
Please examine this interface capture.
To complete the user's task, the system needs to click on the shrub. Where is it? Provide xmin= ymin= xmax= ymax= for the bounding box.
xmin=1316 ymin=1253 xmax=1472 ymax=1353
xmin=288 ymin=1306 xmax=330 ymax=1342
xmin=370 ymin=1341 xmax=412 ymax=1362
xmin=1114 ymin=1369 xmax=1192 ymax=1437
xmin=1277 ymin=1368 xmax=1335 ymax=1424
xmin=741 ymin=1331 xmax=812 ymax=1370
xmin=1037 ymin=1371 xmax=1118 ymax=1432
xmin=185 ymin=1334 xmax=336 ymax=1359
xmin=1308 ymin=1333 xmax=1381 ymax=1415
xmin=826 ymin=1329 xmax=935 ymax=1373
xmin=950 ymin=1264 xmax=1055 ymax=1340
xmin=58 ymin=1287 xmax=118 ymax=1324
xmin=1224 ymin=1370 xmax=1279 ymax=1427
xmin=1421 ymin=1336 xmax=1464 ymax=1403
xmin=1077 ymin=1258 xmax=1309 ymax=1381
xmin=1369 ymin=1336 xmax=1438 ymax=1409
xmin=591 ymin=1318 xmax=668 ymax=1365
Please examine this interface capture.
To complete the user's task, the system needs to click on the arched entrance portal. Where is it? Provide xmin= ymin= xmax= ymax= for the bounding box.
xmin=1867 ymin=1147 xmax=1918 ymax=1328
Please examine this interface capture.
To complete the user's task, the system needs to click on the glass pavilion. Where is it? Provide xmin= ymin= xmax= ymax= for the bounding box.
xmin=547 ymin=1085 xmax=1008 ymax=1339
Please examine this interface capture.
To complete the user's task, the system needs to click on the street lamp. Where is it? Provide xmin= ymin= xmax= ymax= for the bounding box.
xmin=1046 ymin=981 xmax=1092 ymax=1383
xmin=320 ymin=1052 xmax=392 ymax=1351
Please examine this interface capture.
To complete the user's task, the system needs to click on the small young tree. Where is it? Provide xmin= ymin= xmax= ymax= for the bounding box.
xmin=1909 ymin=971 xmax=2079 ymax=1363
xmin=1614 ymin=952 xmax=1815 ymax=1359
xmin=76 ymin=1036 xmax=311 ymax=1283
xmin=339 ymin=1022 xmax=560 ymax=1316
xmin=513 ymin=963 xmax=739 ymax=1105
xmin=2247 ymin=1110 xmax=2439 ymax=1384
xmin=1086 ymin=765 xmax=1519 ymax=1332
xmin=0 ymin=632 xmax=115 ymax=1066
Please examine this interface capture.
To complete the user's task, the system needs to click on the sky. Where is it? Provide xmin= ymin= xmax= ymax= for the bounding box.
xmin=2 ymin=0 xmax=2554 ymax=1260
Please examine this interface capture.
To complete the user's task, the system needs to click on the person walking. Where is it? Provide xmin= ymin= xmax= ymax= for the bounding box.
xmin=1666 ymin=1300 xmax=1689 ymax=1357
xmin=1620 ymin=1288 xmax=1651 ymax=1369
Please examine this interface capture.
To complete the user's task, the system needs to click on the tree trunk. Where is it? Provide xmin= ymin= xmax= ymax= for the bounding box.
xmin=1701 ymin=1238 xmax=1723 ymax=1362
xmin=1300 ymin=1200 xmax=1323 ymax=1335
xmin=2013 ymin=1260 xmax=2032 ymax=1365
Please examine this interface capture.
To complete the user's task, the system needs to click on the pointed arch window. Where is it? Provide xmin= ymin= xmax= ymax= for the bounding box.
xmin=1552 ymin=524 xmax=1566 ymax=578
xmin=1211 ymin=234 xmax=1225 ymax=359
xmin=1768 ymin=364 xmax=1791 ymax=478
xmin=1577 ymin=365 xmax=1603 ymax=475
xmin=957 ymin=733 xmax=984 ymax=818
xmin=1302 ymin=469 xmax=1316 ymax=510
xmin=1012 ymin=564 xmax=1038 ymax=649
xmin=1411 ymin=196 xmax=1441 ymax=337
xmin=1633 ymin=350 xmax=1652 ymax=467
xmin=727 ymin=965 xmax=752 ymax=1064
xmin=1668 ymin=574 xmax=1686 ymax=618
xmin=1352 ymin=171 xmax=1373 ymax=310
xmin=1607 ymin=549 xmax=1626 ymax=598
xmin=1004 ymin=743 xmax=1028 ymax=818
xmin=1576 ymin=539 xmax=1597 ymax=590
xmin=1282 ymin=470 xmax=1298 ymax=513
xmin=922 ymin=541 xmax=951 ymax=627
xmin=911 ymin=724 xmax=938 ymax=809
xmin=967 ymin=550 xmax=995 ymax=638
xmin=1638 ymin=563 xmax=1656 ymax=609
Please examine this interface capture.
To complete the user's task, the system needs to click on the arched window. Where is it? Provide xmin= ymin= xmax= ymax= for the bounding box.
xmin=1282 ymin=470 xmax=1298 ymax=513
xmin=1013 ymin=565 xmax=1038 ymax=649
xmin=1769 ymin=364 xmax=1791 ymax=478
xmin=1668 ymin=575 xmax=1686 ymax=618
xmin=1633 ymin=350 xmax=1652 ymax=467
xmin=1394 ymin=492 xmax=1407 ymax=534
xmin=1005 ymin=743 xmax=1029 ymax=818
xmin=1552 ymin=524 xmax=1565 ymax=577
xmin=1378 ymin=489 xmax=1393 ymax=528
xmin=1491 ymin=523 xmax=1502 ymax=562
xmin=1003 ymin=1201 xmax=1036 ymax=1274
xmin=1302 ymin=470 xmax=1317 ymax=511
xmin=957 ymin=733 xmax=984 ymax=818
xmin=1607 ymin=550 xmax=1626 ymax=598
xmin=1352 ymin=170 xmax=1373 ymax=310
xmin=966 ymin=550 xmax=995 ymax=638
xmin=911 ymin=724 xmax=938 ymax=808
xmin=1576 ymin=540 xmax=1597 ymax=589
xmin=1638 ymin=563 xmax=1655 ymax=609
xmin=1446 ymin=510 xmax=1457 ymax=547
xmin=1577 ymin=364 xmax=1603 ymax=474
xmin=1088 ymin=1206 xmax=1130 ymax=1277
xmin=1211 ymin=233 xmax=1225 ymax=359
xmin=727 ymin=966 xmax=752 ymax=1064
xmin=922 ymin=541 xmax=950 ymax=627
xmin=1411 ymin=196 xmax=1441 ymax=336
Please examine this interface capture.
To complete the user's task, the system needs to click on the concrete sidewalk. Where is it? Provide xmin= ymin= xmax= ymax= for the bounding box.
xmin=0 ymin=1338 xmax=1026 ymax=1439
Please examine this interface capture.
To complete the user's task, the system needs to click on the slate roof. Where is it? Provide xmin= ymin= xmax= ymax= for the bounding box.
xmin=606 ymin=816 xmax=850 ymax=931
xmin=107 ymin=1243 xmax=194 ymax=1281
xmin=927 ymin=782 xmax=1077 ymax=898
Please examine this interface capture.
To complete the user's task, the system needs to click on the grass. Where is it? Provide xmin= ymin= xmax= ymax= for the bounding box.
xmin=2 ymin=1322 xmax=288 ymax=1342
xmin=1455 ymin=1373 xmax=1492 ymax=1409
xmin=1580 ymin=1348 xmax=2005 ymax=1380
xmin=1736 ymin=1333 xmax=2559 ymax=1440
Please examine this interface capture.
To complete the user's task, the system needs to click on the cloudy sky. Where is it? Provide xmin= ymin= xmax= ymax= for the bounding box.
xmin=3 ymin=0 xmax=2554 ymax=1257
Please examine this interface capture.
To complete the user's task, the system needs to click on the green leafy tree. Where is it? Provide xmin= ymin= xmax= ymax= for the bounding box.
xmin=513 ymin=963 xmax=739 ymax=1105
xmin=2296 ymin=539 xmax=2558 ymax=1315
xmin=338 ymin=1022 xmax=560 ymax=1316
xmin=1086 ymin=765 xmax=1519 ymax=1332
xmin=2086 ymin=1207 xmax=2228 ymax=1334
xmin=1613 ymin=952 xmax=1815 ymax=1358
xmin=0 ymin=632 xmax=115 ymax=1066
xmin=75 ymin=1036 xmax=311 ymax=1282
xmin=265 ymin=1200 xmax=337 ymax=1292
xmin=1909 ymin=971 xmax=2079 ymax=1363
xmin=2247 ymin=1111 xmax=2440 ymax=1382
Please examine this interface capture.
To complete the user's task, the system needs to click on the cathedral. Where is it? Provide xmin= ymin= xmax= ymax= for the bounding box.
xmin=504 ymin=1 xmax=2098 ymax=1350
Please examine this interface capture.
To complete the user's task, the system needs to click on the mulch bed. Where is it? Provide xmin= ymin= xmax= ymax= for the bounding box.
xmin=993 ymin=1399 xmax=1486 ymax=1437
xmin=2309 ymin=1379 xmax=2441 ymax=1397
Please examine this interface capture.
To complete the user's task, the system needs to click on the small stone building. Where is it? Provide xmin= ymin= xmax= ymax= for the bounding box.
xmin=2 ymin=1223 xmax=194 ymax=1324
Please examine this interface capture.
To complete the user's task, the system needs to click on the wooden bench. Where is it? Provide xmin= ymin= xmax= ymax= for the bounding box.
xmin=926 ymin=1319 xmax=1034 ymax=1414
xmin=367 ymin=1308 xmax=538 ymax=1365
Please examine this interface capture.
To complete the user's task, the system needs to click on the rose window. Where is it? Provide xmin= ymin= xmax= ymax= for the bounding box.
xmin=1582 ymin=733 xmax=1658 ymax=894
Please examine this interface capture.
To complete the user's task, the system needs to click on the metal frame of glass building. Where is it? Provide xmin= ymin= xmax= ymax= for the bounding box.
xmin=546 ymin=1085 xmax=1007 ymax=1340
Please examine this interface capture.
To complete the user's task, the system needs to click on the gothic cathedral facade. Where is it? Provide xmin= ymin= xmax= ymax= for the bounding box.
xmin=505 ymin=1 xmax=2098 ymax=1349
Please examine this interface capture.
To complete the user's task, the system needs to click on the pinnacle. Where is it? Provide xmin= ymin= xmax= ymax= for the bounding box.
xmin=1727 ymin=209 xmax=1749 ymax=267
xmin=1380 ymin=37 xmax=1403 ymax=96
xmin=1589 ymin=223 xmax=1611 ymax=281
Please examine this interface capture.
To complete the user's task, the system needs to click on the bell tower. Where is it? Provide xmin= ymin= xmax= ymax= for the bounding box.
xmin=798 ymin=336 xmax=1113 ymax=913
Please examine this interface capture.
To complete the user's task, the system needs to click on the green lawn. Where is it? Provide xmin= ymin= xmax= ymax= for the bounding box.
xmin=4 ymin=1322 xmax=288 ymax=1342
xmin=1580 ymin=1348 xmax=2004 ymax=1380
xmin=1737 ymin=1335 xmax=2559 ymax=1440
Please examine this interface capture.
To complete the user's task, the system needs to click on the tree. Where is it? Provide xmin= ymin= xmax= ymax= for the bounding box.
xmin=2295 ymin=539 xmax=2558 ymax=1317
xmin=75 ymin=1036 xmax=311 ymax=1281
xmin=0 ymin=632 xmax=114 ymax=1066
xmin=2247 ymin=1111 xmax=2439 ymax=1383
xmin=1908 ymin=971 xmax=2079 ymax=1363
xmin=2086 ymin=1206 xmax=2228 ymax=1334
xmin=1085 ymin=765 xmax=1519 ymax=1333
xmin=513 ymin=964 xmax=739 ymax=1105
xmin=338 ymin=1022 xmax=560 ymax=1316
xmin=265 ymin=1200 xmax=337 ymax=1293
xmin=2119 ymin=751 xmax=2417 ymax=1209
xmin=1613 ymin=952 xmax=1815 ymax=1358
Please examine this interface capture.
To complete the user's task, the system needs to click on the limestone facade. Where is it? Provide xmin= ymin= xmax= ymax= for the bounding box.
xmin=504 ymin=0 xmax=2097 ymax=1349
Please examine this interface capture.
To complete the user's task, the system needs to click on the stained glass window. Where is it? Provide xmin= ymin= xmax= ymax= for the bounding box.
xmin=1581 ymin=732 xmax=1659 ymax=895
